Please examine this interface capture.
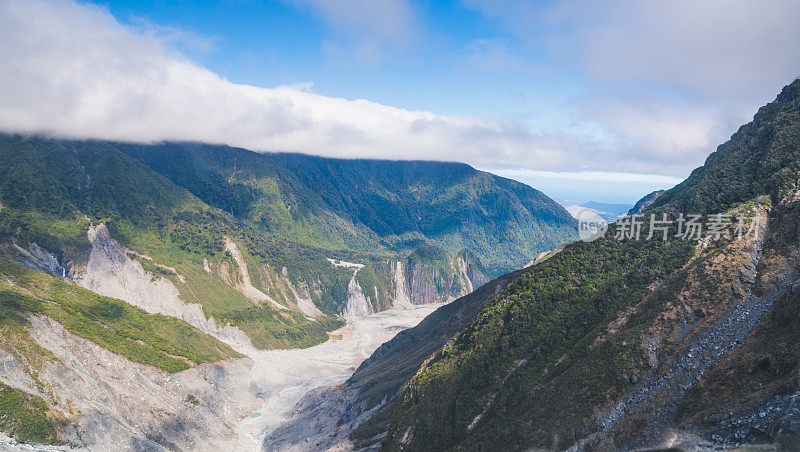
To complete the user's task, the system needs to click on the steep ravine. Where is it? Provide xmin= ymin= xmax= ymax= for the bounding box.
xmin=263 ymin=269 xmax=521 ymax=451
xmin=0 ymin=226 xmax=473 ymax=450
xmin=0 ymin=304 xmax=439 ymax=451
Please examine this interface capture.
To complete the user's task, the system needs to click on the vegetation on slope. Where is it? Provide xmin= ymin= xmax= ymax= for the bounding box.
xmin=0 ymin=382 xmax=59 ymax=445
xmin=375 ymin=79 xmax=800 ymax=451
xmin=270 ymin=153 xmax=577 ymax=275
xmin=0 ymin=134 xmax=346 ymax=349
xmin=115 ymin=142 xmax=384 ymax=253
xmin=386 ymin=236 xmax=694 ymax=450
xmin=0 ymin=258 xmax=240 ymax=373
xmin=114 ymin=143 xmax=577 ymax=276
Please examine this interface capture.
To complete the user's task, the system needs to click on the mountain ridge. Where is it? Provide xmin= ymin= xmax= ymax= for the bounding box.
xmin=114 ymin=141 xmax=577 ymax=276
xmin=264 ymin=79 xmax=800 ymax=451
xmin=375 ymin=78 xmax=800 ymax=450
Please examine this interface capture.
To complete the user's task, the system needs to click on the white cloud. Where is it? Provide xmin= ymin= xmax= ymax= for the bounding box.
xmin=465 ymin=0 xmax=800 ymax=100
xmin=463 ymin=0 xmax=800 ymax=174
xmin=0 ymin=0 xmax=795 ymax=183
xmin=0 ymin=0 xmax=570 ymax=168
xmin=547 ymin=0 xmax=800 ymax=100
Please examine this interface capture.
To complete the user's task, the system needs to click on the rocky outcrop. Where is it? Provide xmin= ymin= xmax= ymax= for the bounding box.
xmin=628 ymin=190 xmax=665 ymax=215
xmin=344 ymin=276 xmax=372 ymax=317
xmin=391 ymin=260 xmax=413 ymax=310
xmin=5 ymin=241 xmax=69 ymax=279
xmin=18 ymin=315 xmax=260 ymax=451
xmin=223 ymin=237 xmax=286 ymax=310
xmin=76 ymin=224 xmax=256 ymax=353
xmin=403 ymin=246 xmax=487 ymax=305
xmin=334 ymin=248 xmax=487 ymax=317
xmin=280 ymin=270 xmax=323 ymax=318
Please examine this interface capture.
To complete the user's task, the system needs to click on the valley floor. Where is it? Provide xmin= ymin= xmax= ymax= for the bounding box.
xmin=0 ymin=305 xmax=439 ymax=452
xmin=234 ymin=304 xmax=440 ymax=451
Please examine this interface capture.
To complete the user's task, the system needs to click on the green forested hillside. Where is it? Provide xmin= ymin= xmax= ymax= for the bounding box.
xmin=650 ymin=80 xmax=800 ymax=215
xmin=114 ymin=143 xmax=576 ymax=276
xmin=114 ymin=142 xmax=384 ymax=253
xmin=269 ymin=153 xmax=577 ymax=275
xmin=347 ymin=79 xmax=800 ymax=451
xmin=384 ymin=236 xmax=694 ymax=450
xmin=0 ymin=135 xmax=346 ymax=350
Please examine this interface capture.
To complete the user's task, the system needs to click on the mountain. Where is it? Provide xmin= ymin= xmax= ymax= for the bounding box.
xmin=627 ymin=189 xmax=665 ymax=214
xmin=270 ymin=79 xmax=800 ymax=451
xmin=114 ymin=142 xmax=577 ymax=276
xmin=0 ymin=132 xmax=576 ymax=446
xmin=0 ymin=134 xmax=348 ymax=351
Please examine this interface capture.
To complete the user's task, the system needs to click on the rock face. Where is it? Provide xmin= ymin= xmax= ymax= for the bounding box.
xmin=628 ymin=190 xmax=666 ymax=215
xmin=344 ymin=276 xmax=372 ymax=317
xmin=76 ymin=224 xmax=256 ymax=353
xmin=22 ymin=315 xmax=260 ymax=451
xmin=391 ymin=260 xmax=413 ymax=310
xmin=403 ymin=246 xmax=487 ymax=306
xmin=223 ymin=237 xmax=286 ymax=310
xmin=8 ymin=241 xmax=69 ymax=279
xmin=339 ymin=246 xmax=488 ymax=318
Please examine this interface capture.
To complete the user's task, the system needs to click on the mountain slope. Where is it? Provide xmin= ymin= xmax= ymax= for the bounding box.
xmin=0 ymin=254 xmax=242 ymax=445
xmin=650 ymin=80 xmax=800 ymax=215
xmin=270 ymin=153 xmax=577 ymax=275
xmin=0 ymin=133 xmax=557 ymax=354
xmin=290 ymin=79 xmax=800 ymax=451
xmin=114 ymin=143 xmax=577 ymax=276
xmin=114 ymin=142 xmax=384 ymax=253
xmin=628 ymin=190 xmax=665 ymax=214
xmin=0 ymin=134 xmax=349 ymax=351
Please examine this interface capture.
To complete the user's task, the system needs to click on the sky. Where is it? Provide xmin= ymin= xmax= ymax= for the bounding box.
xmin=1 ymin=0 xmax=799 ymax=204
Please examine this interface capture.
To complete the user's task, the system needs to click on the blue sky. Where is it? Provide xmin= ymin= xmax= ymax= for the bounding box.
xmin=2 ymin=0 xmax=799 ymax=203
xmin=102 ymin=0 xmax=580 ymax=118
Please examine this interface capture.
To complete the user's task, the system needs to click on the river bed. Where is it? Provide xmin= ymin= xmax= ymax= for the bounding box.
xmin=233 ymin=304 xmax=439 ymax=451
